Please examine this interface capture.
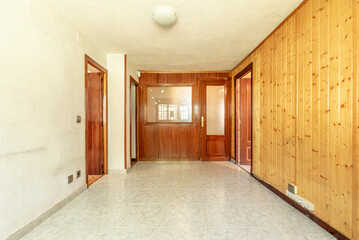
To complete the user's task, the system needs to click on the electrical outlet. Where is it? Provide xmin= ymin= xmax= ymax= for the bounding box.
xmin=288 ymin=183 xmax=297 ymax=194
xmin=68 ymin=175 xmax=73 ymax=184
xmin=76 ymin=170 xmax=81 ymax=178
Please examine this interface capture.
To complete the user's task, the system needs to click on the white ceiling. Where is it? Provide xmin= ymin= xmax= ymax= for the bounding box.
xmin=50 ymin=0 xmax=302 ymax=71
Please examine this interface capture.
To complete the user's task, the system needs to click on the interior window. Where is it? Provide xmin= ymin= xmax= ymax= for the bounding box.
xmin=147 ymin=86 xmax=192 ymax=123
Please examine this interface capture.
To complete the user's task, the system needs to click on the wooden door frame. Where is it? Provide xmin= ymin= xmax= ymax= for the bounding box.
xmin=130 ymin=76 xmax=139 ymax=165
xmin=234 ymin=62 xmax=253 ymax=173
xmin=200 ymin=78 xmax=231 ymax=161
xmin=85 ymin=54 xmax=108 ymax=186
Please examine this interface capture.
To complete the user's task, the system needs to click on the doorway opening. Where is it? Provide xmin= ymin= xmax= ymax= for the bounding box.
xmin=85 ymin=55 xmax=108 ymax=186
xmin=130 ymin=76 xmax=139 ymax=166
xmin=234 ymin=63 xmax=253 ymax=173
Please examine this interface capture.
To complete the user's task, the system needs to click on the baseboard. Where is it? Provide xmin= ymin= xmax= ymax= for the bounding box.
xmin=6 ymin=185 xmax=87 ymax=240
xmin=108 ymin=169 xmax=128 ymax=174
xmin=250 ymin=173 xmax=350 ymax=240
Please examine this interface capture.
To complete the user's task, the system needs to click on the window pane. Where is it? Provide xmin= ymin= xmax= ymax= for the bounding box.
xmin=206 ymin=86 xmax=225 ymax=135
xmin=147 ymin=86 xmax=192 ymax=123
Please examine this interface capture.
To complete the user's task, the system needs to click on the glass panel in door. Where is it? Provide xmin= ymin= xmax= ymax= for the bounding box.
xmin=206 ymin=86 xmax=225 ymax=135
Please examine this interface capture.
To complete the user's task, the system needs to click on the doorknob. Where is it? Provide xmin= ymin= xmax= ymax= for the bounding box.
xmin=201 ymin=116 xmax=205 ymax=127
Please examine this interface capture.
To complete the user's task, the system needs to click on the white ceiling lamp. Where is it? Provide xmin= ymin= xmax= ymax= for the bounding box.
xmin=152 ymin=6 xmax=177 ymax=27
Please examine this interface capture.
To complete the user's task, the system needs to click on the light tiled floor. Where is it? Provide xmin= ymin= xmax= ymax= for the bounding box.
xmin=239 ymin=164 xmax=251 ymax=173
xmin=21 ymin=161 xmax=335 ymax=240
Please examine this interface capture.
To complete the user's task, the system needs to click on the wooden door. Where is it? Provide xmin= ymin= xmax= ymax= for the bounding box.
xmin=240 ymin=78 xmax=252 ymax=165
xmin=200 ymin=79 xmax=231 ymax=161
xmin=86 ymin=72 xmax=104 ymax=175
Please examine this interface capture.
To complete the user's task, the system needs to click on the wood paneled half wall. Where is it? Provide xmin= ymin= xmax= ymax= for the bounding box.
xmin=139 ymin=72 xmax=230 ymax=160
xmin=231 ymin=0 xmax=359 ymax=238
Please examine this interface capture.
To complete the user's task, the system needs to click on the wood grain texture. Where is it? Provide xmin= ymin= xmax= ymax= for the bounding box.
xmin=240 ymin=78 xmax=252 ymax=165
xmin=200 ymin=79 xmax=231 ymax=161
xmin=231 ymin=0 xmax=357 ymax=238
xmin=88 ymin=175 xmax=102 ymax=186
xmin=86 ymin=72 xmax=104 ymax=175
xmin=85 ymin=55 xmax=108 ymax=185
xmin=139 ymin=72 xmax=229 ymax=160
xmin=139 ymin=74 xmax=159 ymax=158
xmin=354 ymin=1 xmax=359 ymax=238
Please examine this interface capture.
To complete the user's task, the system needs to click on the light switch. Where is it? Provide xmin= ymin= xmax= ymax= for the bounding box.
xmin=68 ymin=175 xmax=73 ymax=184
xmin=76 ymin=116 xmax=81 ymax=123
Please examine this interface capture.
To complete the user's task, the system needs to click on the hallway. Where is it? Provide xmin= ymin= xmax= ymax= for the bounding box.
xmin=21 ymin=161 xmax=334 ymax=240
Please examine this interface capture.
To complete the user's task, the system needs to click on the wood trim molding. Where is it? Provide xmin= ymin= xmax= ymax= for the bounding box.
xmin=233 ymin=63 xmax=254 ymax=174
xmin=231 ymin=0 xmax=309 ymax=72
xmin=251 ymin=173 xmax=350 ymax=240
xmin=233 ymin=62 xmax=253 ymax=81
xmin=130 ymin=76 xmax=139 ymax=86
xmin=84 ymin=54 xmax=108 ymax=186
xmin=85 ymin=55 xmax=108 ymax=73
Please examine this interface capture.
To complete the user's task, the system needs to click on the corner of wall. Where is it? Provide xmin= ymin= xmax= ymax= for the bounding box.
xmin=107 ymin=54 xmax=126 ymax=171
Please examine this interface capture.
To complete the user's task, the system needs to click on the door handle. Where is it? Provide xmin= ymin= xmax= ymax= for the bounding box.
xmin=201 ymin=116 xmax=205 ymax=127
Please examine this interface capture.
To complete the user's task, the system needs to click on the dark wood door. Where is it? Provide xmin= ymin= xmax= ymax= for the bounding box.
xmin=86 ymin=72 xmax=104 ymax=175
xmin=240 ymin=78 xmax=252 ymax=165
xmin=200 ymin=79 xmax=231 ymax=161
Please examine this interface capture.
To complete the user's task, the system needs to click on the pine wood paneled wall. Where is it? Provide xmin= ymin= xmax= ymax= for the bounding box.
xmin=231 ymin=0 xmax=359 ymax=238
xmin=354 ymin=1 xmax=359 ymax=239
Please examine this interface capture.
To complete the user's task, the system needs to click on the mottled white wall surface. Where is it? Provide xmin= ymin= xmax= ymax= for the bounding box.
xmin=0 ymin=0 xmax=106 ymax=239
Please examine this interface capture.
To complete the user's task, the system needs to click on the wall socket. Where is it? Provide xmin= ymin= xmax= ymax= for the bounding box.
xmin=76 ymin=170 xmax=81 ymax=178
xmin=288 ymin=183 xmax=297 ymax=194
xmin=68 ymin=175 xmax=73 ymax=184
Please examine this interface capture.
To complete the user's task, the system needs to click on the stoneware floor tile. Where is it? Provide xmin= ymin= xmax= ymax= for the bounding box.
xmin=20 ymin=161 xmax=335 ymax=240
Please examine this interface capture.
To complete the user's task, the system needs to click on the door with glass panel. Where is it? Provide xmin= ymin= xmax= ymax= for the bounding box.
xmin=200 ymin=79 xmax=231 ymax=161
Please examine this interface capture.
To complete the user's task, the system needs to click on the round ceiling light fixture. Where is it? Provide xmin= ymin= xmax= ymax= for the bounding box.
xmin=152 ymin=6 xmax=177 ymax=27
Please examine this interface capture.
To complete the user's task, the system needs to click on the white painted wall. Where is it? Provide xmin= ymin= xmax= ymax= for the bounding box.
xmin=0 ymin=1 xmax=106 ymax=239
xmin=107 ymin=54 xmax=126 ymax=172
xmin=107 ymin=55 xmax=139 ymax=171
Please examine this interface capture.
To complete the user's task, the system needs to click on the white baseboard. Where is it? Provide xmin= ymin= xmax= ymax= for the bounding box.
xmin=6 ymin=185 xmax=87 ymax=240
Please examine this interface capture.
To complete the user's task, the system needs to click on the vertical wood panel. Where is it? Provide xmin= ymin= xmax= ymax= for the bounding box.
xmin=256 ymin=45 xmax=263 ymax=176
xmin=231 ymin=0 xmax=356 ymax=237
xmin=311 ymin=0 xmax=320 ymax=210
xmin=328 ymin=0 xmax=342 ymax=232
xmin=339 ymin=0 xmax=354 ymax=234
xmin=354 ymin=1 xmax=359 ymax=239
xmin=319 ymin=0 xmax=330 ymax=222
xmin=158 ymin=125 xmax=180 ymax=158
xmin=139 ymin=74 xmax=159 ymax=158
